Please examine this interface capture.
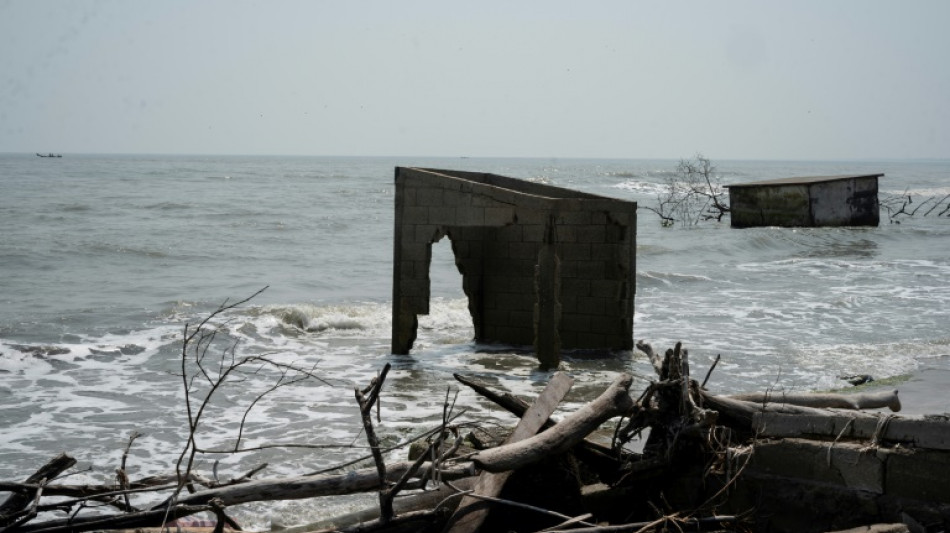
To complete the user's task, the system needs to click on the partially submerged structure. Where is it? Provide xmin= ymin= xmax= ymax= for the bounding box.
xmin=391 ymin=167 xmax=637 ymax=367
xmin=726 ymin=173 xmax=882 ymax=228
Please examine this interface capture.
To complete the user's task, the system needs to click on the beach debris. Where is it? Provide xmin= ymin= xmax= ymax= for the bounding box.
xmin=841 ymin=374 xmax=875 ymax=386
xmin=2 ymin=333 xmax=949 ymax=533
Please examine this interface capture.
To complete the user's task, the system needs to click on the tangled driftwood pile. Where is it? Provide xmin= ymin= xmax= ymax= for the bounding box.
xmin=2 ymin=339 xmax=948 ymax=533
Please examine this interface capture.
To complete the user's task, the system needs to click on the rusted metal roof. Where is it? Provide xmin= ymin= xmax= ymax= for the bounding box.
xmin=725 ymin=173 xmax=884 ymax=188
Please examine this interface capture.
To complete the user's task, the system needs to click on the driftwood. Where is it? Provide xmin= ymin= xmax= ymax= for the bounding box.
xmin=171 ymin=462 xmax=475 ymax=508
xmin=7 ymin=334 xmax=948 ymax=533
xmin=11 ymin=463 xmax=476 ymax=533
xmin=297 ymin=478 xmax=476 ymax=533
xmin=0 ymin=453 xmax=77 ymax=528
xmin=728 ymin=389 xmax=901 ymax=412
xmin=470 ymin=374 xmax=634 ymax=473
xmin=444 ymin=371 xmax=574 ymax=533
xmin=454 ymin=373 xmax=625 ymax=484
xmin=700 ymin=390 xmax=842 ymax=430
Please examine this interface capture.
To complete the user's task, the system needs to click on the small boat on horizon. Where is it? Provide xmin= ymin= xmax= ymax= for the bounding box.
xmin=36 ymin=153 xmax=62 ymax=158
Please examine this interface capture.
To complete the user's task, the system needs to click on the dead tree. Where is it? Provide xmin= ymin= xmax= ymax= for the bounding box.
xmin=642 ymin=154 xmax=730 ymax=227
xmin=880 ymin=190 xmax=950 ymax=223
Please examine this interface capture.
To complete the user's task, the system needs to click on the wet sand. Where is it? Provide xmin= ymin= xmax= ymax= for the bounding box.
xmin=875 ymin=356 xmax=950 ymax=416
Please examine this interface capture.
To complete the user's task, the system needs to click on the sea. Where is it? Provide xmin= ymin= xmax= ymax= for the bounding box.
xmin=1 ymin=154 xmax=948 ymax=528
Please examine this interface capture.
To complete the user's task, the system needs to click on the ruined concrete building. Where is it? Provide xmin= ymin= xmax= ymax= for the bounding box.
xmin=391 ymin=167 xmax=637 ymax=368
xmin=726 ymin=174 xmax=882 ymax=228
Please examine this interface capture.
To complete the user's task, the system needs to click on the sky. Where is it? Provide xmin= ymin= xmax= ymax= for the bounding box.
xmin=1 ymin=1 xmax=948 ymax=160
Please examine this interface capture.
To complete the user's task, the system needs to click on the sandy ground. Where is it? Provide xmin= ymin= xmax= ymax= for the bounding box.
xmin=871 ymin=356 xmax=950 ymax=416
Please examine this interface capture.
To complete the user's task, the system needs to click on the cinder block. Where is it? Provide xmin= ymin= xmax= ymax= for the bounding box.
xmin=591 ymin=244 xmax=620 ymax=261
xmin=403 ymin=277 xmax=433 ymax=294
xmin=509 ymin=242 xmax=539 ymax=259
xmin=471 ymin=193 xmax=501 ymax=207
xmin=493 ymin=225 xmax=523 ymax=243
xmin=577 ymin=225 xmax=607 ymax=243
xmin=560 ymin=313 xmax=591 ymax=333
xmin=558 ymin=243 xmax=591 ymax=261
xmin=522 ymin=224 xmax=546 ymax=242
xmin=605 ymin=222 xmax=626 ymax=242
xmin=558 ymin=210 xmax=591 ymax=225
xmin=403 ymin=206 xmax=429 ymax=224
xmin=501 ymin=259 xmax=536 ymax=277
xmin=555 ymin=225 xmax=577 ymax=242
xmin=491 ymin=291 xmax=534 ymax=310
xmin=401 ymin=244 xmax=429 ymax=263
xmin=576 ymin=260 xmax=605 ymax=280
xmin=456 ymin=207 xmax=485 ymax=226
xmin=416 ymin=187 xmax=444 ymax=207
xmin=429 ymin=206 xmax=457 ymax=224
xmin=590 ymin=317 xmax=619 ymax=334
xmin=484 ymin=207 xmax=516 ymax=226
xmin=441 ymin=190 xmax=469 ymax=208
xmin=397 ymin=186 xmax=412 ymax=207
xmin=559 ymin=331 xmax=578 ymax=348
xmin=591 ymin=280 xmax=621 ymax=298
xmin=516 ymin=208 xmax=549 ymax=225
xmin=414 ymin=224 xmax=441 ymax=243
xmin=559 ymin=260 xmax=578 ymax=279
xmin=562 ymin=278 xmax=591 ymax=297
xmin=577 ymin=296 xmax=607 ymax=316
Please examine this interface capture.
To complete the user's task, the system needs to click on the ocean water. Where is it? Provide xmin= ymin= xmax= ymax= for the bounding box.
xmin=1 ymin=154 xmax=949 ymax=527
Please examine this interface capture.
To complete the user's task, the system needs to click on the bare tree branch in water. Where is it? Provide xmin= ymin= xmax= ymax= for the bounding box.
xmin=880 ymin=189 xmax=950 ymax=223
xmin=643 ymin=154 xmax=730 ymax=227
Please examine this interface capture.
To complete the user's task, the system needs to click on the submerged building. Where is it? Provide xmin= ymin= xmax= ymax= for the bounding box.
xmin=725 ymin=174 xmax=882 ymax=228
xmin=391 ymin=167 xmax=637 ymax=368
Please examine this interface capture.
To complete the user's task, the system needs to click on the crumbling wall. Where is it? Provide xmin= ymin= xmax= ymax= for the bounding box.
xmin=391 ymin=167 xmax=637 ymax=367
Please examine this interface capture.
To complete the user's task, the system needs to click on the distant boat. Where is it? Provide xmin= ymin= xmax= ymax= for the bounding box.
xmin=36 ymin=153 xmax=62 ymax=158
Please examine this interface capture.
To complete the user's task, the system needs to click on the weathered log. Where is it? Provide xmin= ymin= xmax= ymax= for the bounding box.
xmin=700 ymin=391 xmax=844 ymax=430
xmin=455 ymin=373 xmax=628 ymax=484
xmin=635 ymin=340 xmax=664 ymax=379
xmin=728 ymin=389 xmax=901 ymax=412
xmin=471 ymin=374 xmax=634 ymax=473
xmin=20 ymin=464 xmax=475 ymax=533
xmin=317 ymin=508 xmax=451 ymax=533
xmin=13 ymin=502 xmax=216 ymax=533
xmin=282 ymin=478 xmax=476 ymax=533
xmin=0 ymin=453 xmax=76 ymax=526
xmin=169 ymin=462 xmax=475 ymax=508
xmin=445 ymin=372 xmax=574 ymax=533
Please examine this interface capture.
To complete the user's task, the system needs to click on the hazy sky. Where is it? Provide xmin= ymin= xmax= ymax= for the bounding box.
xmin=2 ymin=1 xmax=948 ymax=160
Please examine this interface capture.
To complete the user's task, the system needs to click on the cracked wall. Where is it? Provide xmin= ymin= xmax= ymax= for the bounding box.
xmin=391 ymin=167 xmax=637 ymax=367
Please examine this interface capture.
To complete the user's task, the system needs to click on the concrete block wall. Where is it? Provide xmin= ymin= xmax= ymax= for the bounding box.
xmin=728 ymin=438 xmax=950 ymax=531
xmin=392 ymin=167 xmax=637 ymax=365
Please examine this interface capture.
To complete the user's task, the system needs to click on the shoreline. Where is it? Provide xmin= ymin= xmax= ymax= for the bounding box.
xmin=866 ymin=355 xmax=950 ymax=417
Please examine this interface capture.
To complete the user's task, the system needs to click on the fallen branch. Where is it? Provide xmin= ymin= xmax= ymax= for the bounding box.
xmin=0 ymin=453 xmax=77 ymax=527
xmin=728 ymin=389 xmax=901 ymax=412
xmin=445 ymin=372 xmax=574 ymax=533
xmin=471 ymin=374 xmax=634 ymax=473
